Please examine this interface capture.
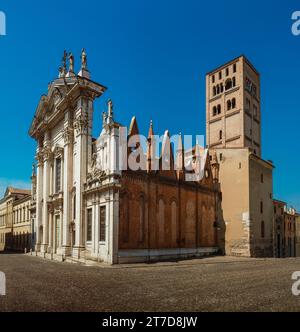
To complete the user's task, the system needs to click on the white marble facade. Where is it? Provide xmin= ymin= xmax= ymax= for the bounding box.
xmin=29 ymin=50 xmax=121 ymax=264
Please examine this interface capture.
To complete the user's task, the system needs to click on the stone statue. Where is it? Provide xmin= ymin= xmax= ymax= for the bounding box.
xmin=81 ymin=48 xmax=87 ymax=70
xmin=69 ymin=52 xmax=74 ymax=73
xmin=59 ymin=50 xmax=67 ymax=77
xmin=91 ymin=153 xmax=97 ymax=170
xmin=102 ymin=112 xmax=108 ymax=127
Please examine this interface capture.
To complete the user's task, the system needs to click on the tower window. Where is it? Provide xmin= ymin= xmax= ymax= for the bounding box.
xmin=219 ymin=130 xmax=223 ymax=140
xmin=213 ymin=86 xmax=216 ymax=96
xmin=217 ymin=85 xmax=220 ymax=94
xmin=219 ymin=71 xmax=222 ymax=79
xmin=227 ymin=100 xmax=232 ymax=111
xmin=217 ymin=104 xmax=221 ymax=114
xmin=220 ymin=83 xmax=224 ymax=93
xmin=246 ymin=98 xmax=251 ymax=111
xmin=226 ymin=68 xmax=229 ymax=76
xmin=232 ymin=98 xmax=236 ymax=109
xmin=233 ymin=64 xmax=237 ymax=73
xmin=212 ymin=75 xmax=215 ymax=83
xmin=225 ymin=79 xmax=232 ymax=91
xmin=213 ymin=106 xmax=217 ymax=116
xmin=261 ymin=173 xmax=264 ymax=183
xmin=219 ymin=153 xmax=223 ymax=161
xmin=232 ymin=77 xmax=236 ymax=87
xmin=260 ymin=201 xmax=263 ymax=214
xmin=253 ymin=105 xmax=258 ymax=117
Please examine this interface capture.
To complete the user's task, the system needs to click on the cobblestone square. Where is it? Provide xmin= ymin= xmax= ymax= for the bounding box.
xmin=0 ymin=254 xmax=300 ymax=312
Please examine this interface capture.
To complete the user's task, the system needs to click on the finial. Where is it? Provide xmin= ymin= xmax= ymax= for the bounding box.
xmin=81 ymin=48 xmax=88 ymax=70
xmin=107 ymin=99 xmax=113 ymax=118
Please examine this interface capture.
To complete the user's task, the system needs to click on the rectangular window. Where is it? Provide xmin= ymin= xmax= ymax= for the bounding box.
xmin=73 ymin=195 xmax=76 ymax=220
xmin=226 ymin=68 xmax=229 ymax=76
xmin=233 ymin=64 xmax=237 ymax=73
xmin=99 ymin=206 xmax=106 ymax=242
xmin=260 ymin=201 xmax=263 ymax=214
xmin=55 ymin=158 xmax=62 ymax=193
xmin=212 ymin=75 xmax=215 ymax=83
xmin=87 ymin=208 xmax=92 ymax=242
xmin=219 ymin=71 xmax=222 ymax=79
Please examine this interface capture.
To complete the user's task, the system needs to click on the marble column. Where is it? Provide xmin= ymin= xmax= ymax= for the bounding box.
xmin=73 ymin=107 xmax=88 ymax=259
xmin=62 ymin=125 xmax=73 ymax=256
xmin=35 ymin=148 xmax=44 ymax=252
xmin=41 ymin=136 xmax=51 ymax=254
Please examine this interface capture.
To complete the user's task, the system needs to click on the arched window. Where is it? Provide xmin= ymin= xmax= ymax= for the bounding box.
xmin=158 ymin=199 xmax=165 ymax=245
xmin=213 ymin=106 xmax=217 ymax=116
xmin=225 ymin=79 xmax=232 ymax=91
xmin=232 ymin=77 xmax=236 ymax=87
xmin=261 ymin=221 xmax=265 ymax=238
xmin=217 ymin=105 xmax=221 ymax=114
xmin=139 ymin=195 xmax=145 ymax=243
xmin=213 ymin=86 xmax=216 ymax=96
xmin=232 ymin=98 xmax=236 ymax=109
xmin=216 ymin=85 xmax=220 ymax=94
xmin=219 ymin=130 xmax=223 ymax=140
xmin=220 ymin=83 xmax=224 ymax=93
xmin=171 ymin=201 xmax=177 ymax=245
xmin=227 ymin=100 xmax=232 ymax=111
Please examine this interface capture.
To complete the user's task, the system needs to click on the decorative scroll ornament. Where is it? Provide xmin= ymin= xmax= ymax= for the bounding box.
xmin=43 ymin=146 xmax=52 ymax=162
xmin=63 ymin=126 xmax=74 ymax=145
xmin=36 ymin=151 xmax=44 ymax=166
xmin=87 ymin=154 xmax=106 ymax=185
xmin=74 ymin=114 xmax=88 ymax=136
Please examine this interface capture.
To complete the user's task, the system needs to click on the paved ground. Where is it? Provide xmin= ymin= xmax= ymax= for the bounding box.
xmin=0 ymin=253 xmax=300 ymax=312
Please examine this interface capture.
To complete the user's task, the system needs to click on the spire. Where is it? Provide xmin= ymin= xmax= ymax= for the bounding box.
xmin=176 ymin=133 xmax=185 ymax=179
xmin=148 ymin=120 xmax=154 ymax=139
xmin=147 ymin=120 xmax=156 ymax=172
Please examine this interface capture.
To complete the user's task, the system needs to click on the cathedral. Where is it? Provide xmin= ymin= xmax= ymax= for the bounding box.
xmin=28 ymin=50 xmax=223 ymax=264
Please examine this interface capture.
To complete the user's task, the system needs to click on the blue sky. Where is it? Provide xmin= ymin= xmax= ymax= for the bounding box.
xmin=0 ymin=0 xmax=300 ymax=209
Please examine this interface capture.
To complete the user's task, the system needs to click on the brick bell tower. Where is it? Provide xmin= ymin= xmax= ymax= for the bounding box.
xmin=205 ymin=55 xmax=262 ymax=157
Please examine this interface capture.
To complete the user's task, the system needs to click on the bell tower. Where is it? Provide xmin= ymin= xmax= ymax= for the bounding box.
xmin=206 ymin=55 xmax=261 ymax=157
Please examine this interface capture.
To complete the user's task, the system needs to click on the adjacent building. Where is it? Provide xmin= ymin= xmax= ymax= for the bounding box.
xmin=273 ymin=199 xmax=286 ymax=258
xmin=273 ymin=199 xmax=297 ymax=258
xmin=0 ymin=187 xmax=32 ymax=252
